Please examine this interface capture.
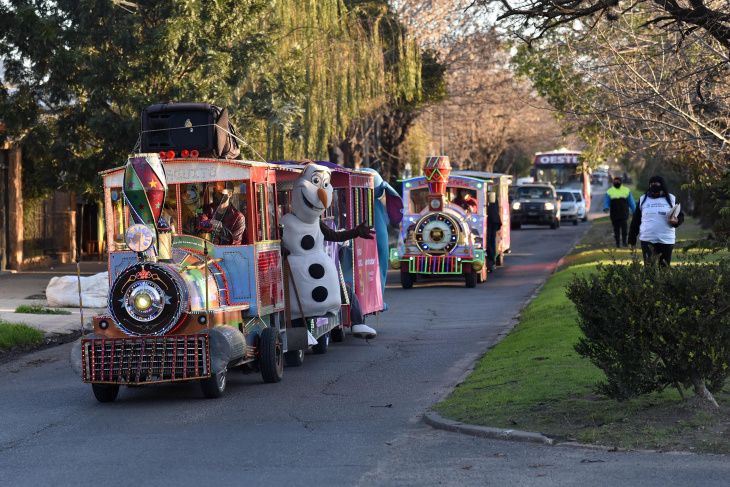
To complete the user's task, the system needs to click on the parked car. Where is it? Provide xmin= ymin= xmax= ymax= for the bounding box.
xmin=510 ymin=183 xmax=561 ymax=229
xmin=569 ymin=188 xmax=587 ymax=222
xmin=557 ymin=190 xmax=580 ymax=225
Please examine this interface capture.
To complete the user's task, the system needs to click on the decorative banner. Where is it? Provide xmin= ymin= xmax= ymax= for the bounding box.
xmin=354 ymin=238 xmax=383 ymax=315
xmin=123 ymin=153 xmax=168 ymax=230
xmin=424 ymin=156 xmax=452 ymax=195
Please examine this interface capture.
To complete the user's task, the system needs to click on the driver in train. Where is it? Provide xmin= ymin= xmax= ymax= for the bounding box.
xmin=452 ymin=189 xmax=478 ymax=213
xmin=198 ymin=181 xmax=246 ymax=245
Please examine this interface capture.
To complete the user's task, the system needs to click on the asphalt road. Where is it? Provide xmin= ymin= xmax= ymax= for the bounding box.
xmin=1 ymin=217 xmax=728 ymax=486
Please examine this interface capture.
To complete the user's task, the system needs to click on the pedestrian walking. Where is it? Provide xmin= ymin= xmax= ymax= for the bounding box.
xmin=486 ymin=191 xmax=502 ymax=272
xmin=603 ymin=176 xmax=636 ymax=247
xmin=628 ymin=175 xmax=684 ymax=266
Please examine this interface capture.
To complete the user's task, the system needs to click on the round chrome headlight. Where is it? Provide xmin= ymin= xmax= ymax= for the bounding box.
xmin=124 ymin=281 xmax=165 ymax=322
xmin=110 ymin=263 xmax=188 ymax=336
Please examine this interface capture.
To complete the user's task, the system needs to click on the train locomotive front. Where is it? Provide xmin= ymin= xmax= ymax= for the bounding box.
xmin=72 ymin=152 xmax=289 ymax=402
xmin=390 ymin=156 xmax=487 ymax=288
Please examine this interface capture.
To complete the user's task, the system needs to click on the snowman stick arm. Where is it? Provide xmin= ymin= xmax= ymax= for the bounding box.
xmin=319 ymin=220 xmax=363 ymax=242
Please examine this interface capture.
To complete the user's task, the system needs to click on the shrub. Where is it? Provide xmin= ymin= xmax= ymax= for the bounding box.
xmin=567 ymin=258 xmax=730 ymax=407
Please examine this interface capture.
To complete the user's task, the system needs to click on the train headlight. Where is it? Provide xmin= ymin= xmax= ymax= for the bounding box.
xmin=134 ymin=293 xmax=153 ymax=311
xmin=544 ymin=202 xmax=555 ymax=211
xmin=512 ymin=202 xmax=521 ymax=210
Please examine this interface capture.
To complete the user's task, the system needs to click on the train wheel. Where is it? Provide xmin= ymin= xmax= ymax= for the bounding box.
xmin=92 ymin=384 xmax=119 ymax=403
xmin=260 ymin=327 xmax=284 ymax=383
xmin=284 ymin=349 xmax=304 ymax=367
xmin=465 ymin=271 xmax=478 ymax=288
xmin=330 ymin=326 xmax=345 ymax=342
xmin=201 ymin=367 xmax=227 ymax=399
xmin=400 ymin=270 xmax=414 ymax=289
xmin=312 ymin=332 xmax=330 ymax=355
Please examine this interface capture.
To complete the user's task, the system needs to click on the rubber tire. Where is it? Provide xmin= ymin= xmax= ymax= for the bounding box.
xmin=550 ymin=220 xmax=557 ymax=229
xmin=312 ymin=332 xmax=330 ymax=355
xmin=200 ymin=367 xmax=227 ymax=399
xmin=330 ymin=326 xmax=345 ymax=343
xmin=284 ymin=349 xmax=304 ymax=367
xmin=400 ymin=270 xmax=414 ymax=289
xmin=465 ymin=271 xmax=478 ymax=288
xmin=573 ymin=219 xmax=578 ymax=226
xmin=92 ymin=384 xmax=120 ymax=403
xmin=259 ymin=327 xmax=284 ymax=383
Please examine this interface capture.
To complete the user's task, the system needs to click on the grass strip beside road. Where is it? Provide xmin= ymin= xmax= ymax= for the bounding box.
xmin=0 ymin=322 xmax=45 ymax=350
xmin=15 ymin=304 xmax=72 ymax=315
xmin=435 ymin=216 xmax=730 ymax=453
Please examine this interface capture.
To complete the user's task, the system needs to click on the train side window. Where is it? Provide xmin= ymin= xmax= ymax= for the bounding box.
xmin=255 ymin=183 xmax=266 ymax=241
xmin=266 ymin=184 xmax=277 ymax=240
xmin=409 ymin=187 xmax=428 ymax=213
xmin=108 ymin=188 xmax=128 ymax=251
xmin=161 ymin=184 xmax=179 ymax=234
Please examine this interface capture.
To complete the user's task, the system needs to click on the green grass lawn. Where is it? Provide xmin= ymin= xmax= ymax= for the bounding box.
xmin=15 ymin=304 xmax=71 ymax=315
xmin=0 ymin=322 xmax=45 ymax=350
xmin=435 ymin=216 xmax=730 ymax=452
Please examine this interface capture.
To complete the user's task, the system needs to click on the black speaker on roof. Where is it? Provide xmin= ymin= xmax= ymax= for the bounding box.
xmin=140 ymin=102 xmax=241 ymax=159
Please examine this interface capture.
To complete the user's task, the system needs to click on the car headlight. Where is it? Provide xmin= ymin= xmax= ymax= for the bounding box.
xmin=544 ymin=202 xmax=555 ymax=211
xmin=512 ymin=202 xmax=521 ymax=210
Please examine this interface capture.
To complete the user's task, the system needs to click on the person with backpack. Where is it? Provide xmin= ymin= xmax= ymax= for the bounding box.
xmin=628 ymin=175 xmax=684 ymax=266
xmin=603 ymin=176 xmax=636 ymax=247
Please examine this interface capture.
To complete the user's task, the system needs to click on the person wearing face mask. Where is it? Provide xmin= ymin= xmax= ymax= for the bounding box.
xmin=603 ymin=176 xmax=636 ymax=247
xmin=198 ymin=181 xmax=246 ymax=245
xmin=628 ymin=175 xmax=684 ymax=266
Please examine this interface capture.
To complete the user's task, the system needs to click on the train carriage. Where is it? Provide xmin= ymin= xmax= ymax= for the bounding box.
xmin=453 ymin=170 xmax=513 ymax=266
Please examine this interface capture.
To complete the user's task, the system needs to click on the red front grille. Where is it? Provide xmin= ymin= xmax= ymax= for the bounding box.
xmin=82 ymin=335 xmax=209 ymax=384
xmin=257 ymin=249 xmax=284 ymax=310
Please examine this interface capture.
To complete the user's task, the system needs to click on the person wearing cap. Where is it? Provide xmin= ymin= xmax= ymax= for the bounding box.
xmin=198 ymin=181 xmax=246 ymax=245
xmin=603 ymin=176 xmax=636 ymax=247
xmin=628 ymin=175 xmax=684 ymax=266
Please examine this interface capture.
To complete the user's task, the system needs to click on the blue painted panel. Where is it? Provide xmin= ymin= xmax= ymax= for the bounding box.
xmin=216 ymin=246 xmax=257 ymax=313
xmin=110 ymin=252 xmax=139 ymax=281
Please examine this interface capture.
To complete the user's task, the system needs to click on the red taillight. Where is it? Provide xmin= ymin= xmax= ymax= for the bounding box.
xmin=190 ymin=150 xmax=199 ymax=158
xmin=181 ymin=149 xmax=190 ymax=158
xmin=166 ymin=150 xmax=175 ymax=159
xmin=159 ymin=151 xmax=166 ymax=159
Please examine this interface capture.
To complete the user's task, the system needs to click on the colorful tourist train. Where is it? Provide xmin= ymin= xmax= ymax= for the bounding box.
xmin=70 ymin=103 xmax=383 ymax=402
xmin=390 ymin=157 xmax=511 ymax=288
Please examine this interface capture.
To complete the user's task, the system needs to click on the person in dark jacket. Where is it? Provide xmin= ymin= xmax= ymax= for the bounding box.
xmin=628 ymin=175 xmax=684 ymax=266
xmin=603 ymin=176 xmax=636 ymax=247
xmin=198 ymin=182 xmax=246 ymax=245
xmin=486 ymin=191 xmax=502 ymax=272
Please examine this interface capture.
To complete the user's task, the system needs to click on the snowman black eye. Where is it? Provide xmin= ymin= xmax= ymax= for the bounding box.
xmin=311 ymin=175 xmax=321 ymax=185
xmin=323 ymin=178 xmax=330 ymax=188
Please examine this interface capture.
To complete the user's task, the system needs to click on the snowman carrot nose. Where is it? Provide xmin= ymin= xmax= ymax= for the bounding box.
xmin=317 ymin=188 xmax=328 ymax=207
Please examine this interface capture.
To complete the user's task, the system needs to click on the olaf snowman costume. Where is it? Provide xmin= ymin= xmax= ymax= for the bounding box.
xmin=281 ymin=163 xmax=378 ymax=339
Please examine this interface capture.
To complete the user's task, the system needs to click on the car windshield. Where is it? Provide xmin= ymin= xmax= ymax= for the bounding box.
xmin=572 ymin=192 xmax=583 ymax=202
xmin=517 ymin=186 xmax=553 ymax=199
xmin=558 ymin=191 xmax=575 ymax=202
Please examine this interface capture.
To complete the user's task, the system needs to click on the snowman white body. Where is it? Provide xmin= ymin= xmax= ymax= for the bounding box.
xmin=281 ymin=164 xmax=342 ymax=318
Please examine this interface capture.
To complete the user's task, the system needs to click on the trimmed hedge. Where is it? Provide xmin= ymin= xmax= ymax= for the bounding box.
xmin=567 ymin=259 xmax=730 ymax=406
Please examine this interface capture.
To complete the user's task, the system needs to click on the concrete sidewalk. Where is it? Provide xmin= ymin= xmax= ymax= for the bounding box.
xmin=0 ymin=261 xmax=107 ymax=335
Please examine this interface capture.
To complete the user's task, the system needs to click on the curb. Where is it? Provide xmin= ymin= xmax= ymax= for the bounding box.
xmin=423 ymin=223 xmax=592 ymax=447
xmin=423 ymin=411 xmax=554 ymax=445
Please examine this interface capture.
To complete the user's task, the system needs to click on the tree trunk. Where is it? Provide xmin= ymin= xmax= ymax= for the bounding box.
xmin=690 ymin=371 xmax=719 ymax=409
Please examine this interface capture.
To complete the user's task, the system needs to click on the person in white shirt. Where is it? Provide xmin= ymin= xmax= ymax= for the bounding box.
xmin=628 ymin=175 xmax=684 ymax=266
